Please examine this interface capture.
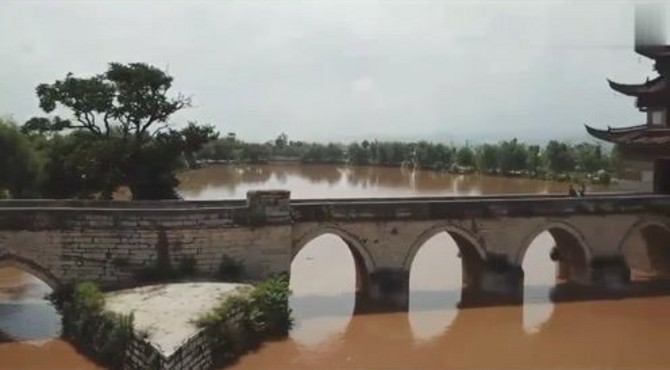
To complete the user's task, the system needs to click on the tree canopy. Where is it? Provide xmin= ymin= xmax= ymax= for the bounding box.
xmin=22 ymin=62 xmax=217 ymax=199
xmin=0 ymin=117 xmax=42 ymax=198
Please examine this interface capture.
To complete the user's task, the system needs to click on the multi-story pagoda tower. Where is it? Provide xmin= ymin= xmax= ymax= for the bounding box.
xmin=586 ymin=4 xmax=670 ymax=193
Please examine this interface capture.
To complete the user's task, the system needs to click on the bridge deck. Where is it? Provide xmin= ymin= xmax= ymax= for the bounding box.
xmin=0 ymin=192 xmax=656 ymax=209
xmin=0 ymin=193 xmax=669 ymax=223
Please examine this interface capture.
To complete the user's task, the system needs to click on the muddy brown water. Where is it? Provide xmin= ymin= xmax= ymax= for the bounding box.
xmin=2 ymin=165 xmax=666 ymax=370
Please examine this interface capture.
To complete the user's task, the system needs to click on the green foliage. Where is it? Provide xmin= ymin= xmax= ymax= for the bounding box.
xmin=0 ymin=117 xmax=43 ymax=198
xmin=413 ymin=141 xmax=453 ymax=170
xmin=237 ymin=143 xmax=271 ymax=163
xmin=526 ymin=144 xmax=542 ymax=173
xmin=574 ymin=142 xmax=608 ymax=173
xmin=274 ymin=133 xmax=288 ymax=148
xmin=347 ymin=143 xmax=369 ymax=165
xmin=456 ymin=146 xmax=475 ymax=168
xmin=48 ymin=282 xmax=137 ymax=369
xmin=218 ymin=254 xmax=245 ymax=282
xmin=38 ymin=131 xmax=125 ymax=199
xmin=3 ymin=87 xmax=620 ymax=201
xmin=247 ymin=275 xmax=292 ymax=336
xmin=136 ymin=261 xmax=173 ymax=282
xmin=196 ymin=275 xmax=292 ymax=366
xmin=21 ymin=62 xmax=218 ymax=200
xmin=497 ymin=138 xmax=527 ymax=174
xmin=196 ymin=134 xmax=617 ymax=184
xmin=177 ymin=255 xmax=197 ymax=277
xmin=545 ymin=140 xmax=576 ymax=173
xmin=136 ymin=255 xmax=198 ymax=281
xmin=476 ymin=144 xmax=498 ymax=173
xmin=181 ymin=121 xmax=219 ymax=168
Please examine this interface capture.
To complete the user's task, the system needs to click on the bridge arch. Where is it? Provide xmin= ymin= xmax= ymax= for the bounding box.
xmin=292 ymin=225 xmax=375 ymax=294
xmin=618 ymin=216 xmax=670 ymax=279
xmin=0 ymin=254 xmax=60 ymax=290
xmin=516 ymin=220 xmax=592 ymax=284
xmin=404 ymin=223 xmax=486 ymax=289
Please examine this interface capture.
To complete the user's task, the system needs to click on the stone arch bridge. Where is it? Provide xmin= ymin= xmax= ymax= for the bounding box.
xmin=2 ymin=191 xmax=670 ymax=309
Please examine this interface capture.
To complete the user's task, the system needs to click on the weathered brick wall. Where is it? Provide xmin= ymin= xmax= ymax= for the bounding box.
xmin=0 ymin=190 xmax=293 ymax=289
xmin=1 ymin=192 xmax=670 ymax=291
xmin=125 ymin=330 xmax=212 ymax=370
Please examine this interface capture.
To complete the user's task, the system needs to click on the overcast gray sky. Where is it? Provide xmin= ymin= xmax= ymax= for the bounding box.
xmin=0 ymin=0 xmax=665 ymax=143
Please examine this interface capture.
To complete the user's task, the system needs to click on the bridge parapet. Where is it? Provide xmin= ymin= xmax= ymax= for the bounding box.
xmin=290 ymin=193 xmax=670 ymax=222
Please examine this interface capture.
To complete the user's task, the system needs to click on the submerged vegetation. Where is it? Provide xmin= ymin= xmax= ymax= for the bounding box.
xmin=198 ymin=133 xmax=617 ymax=185
xmin=196 ymin=274 xmax=292 ymax=366
xmin=1 ymin=110 xmax=616 ymax=201
xmin=48 ymin=282 xmax=141 ymax=369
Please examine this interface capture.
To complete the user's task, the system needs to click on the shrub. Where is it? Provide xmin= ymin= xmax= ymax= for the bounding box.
xmin=218 ymin=254 xmax=245 ymax=282
xmin=177 ymin=255 xmax=197 ymax=277
xmin=48 ymin=282 xmax=139 ymax=369
xmin=196 ymin=274 xmax=292 ymax=366
xmin=135 ymin=261 xmax=170 ymax=282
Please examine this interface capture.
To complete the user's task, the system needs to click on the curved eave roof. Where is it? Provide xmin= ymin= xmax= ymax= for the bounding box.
xmin=636 ymin=45 xmax=670 ymax=60
xmin=585 ymin=124 xmax=670 ymax=145
xmin=607 ymin=77 xmax=664 ymax=96
xmin=584 ymin=125 xmax=616 ymax=142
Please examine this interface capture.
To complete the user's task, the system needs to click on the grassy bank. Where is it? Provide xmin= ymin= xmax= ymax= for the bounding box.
xmin=48 ymin=282 xmax=143 ymax=369
xmin=195 ymin=274 xmax=292 ymax=367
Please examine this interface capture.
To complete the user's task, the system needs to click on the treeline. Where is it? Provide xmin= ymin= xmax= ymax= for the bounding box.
xmin=0 ymin=117 xmax=215 ymax=200
xmin=0 ymin=62 xmax=218 ymax=200
xmin=198 ymin=134 xmax=616 ymax=184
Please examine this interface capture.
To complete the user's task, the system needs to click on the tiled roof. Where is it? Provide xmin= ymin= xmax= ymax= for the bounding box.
xmin=585 ymin=124 xmax=670 ymax=145
xmin=607 ymin=77 xmax=666 ymax=96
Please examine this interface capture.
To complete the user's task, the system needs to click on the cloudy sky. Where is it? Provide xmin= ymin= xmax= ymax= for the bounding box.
xmin=0 ymin=0 xmax=665 ymax=143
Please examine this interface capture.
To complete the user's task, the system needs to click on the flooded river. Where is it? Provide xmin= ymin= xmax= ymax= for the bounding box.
xmin=2 ymin=164 xmax=667 ymax=369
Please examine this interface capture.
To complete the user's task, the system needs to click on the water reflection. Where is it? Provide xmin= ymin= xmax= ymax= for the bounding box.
xmin=522 ymin=231 xmax=556 ymax=333
xmin=0 ymin=267 xmax=59 ymax=342
xmin=232 ymin=291 xmax=670 ymax=370
xmin=289 ymin=234 xmax=355 ymax=347
xmin=178 ymin=164 xmax=620 ymax=199
xmin=408 ymin=232 xmax=461 ymax=342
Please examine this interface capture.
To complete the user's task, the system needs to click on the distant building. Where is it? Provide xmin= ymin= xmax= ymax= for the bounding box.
xmin=586 ymin=6 xmax=670 ymax=193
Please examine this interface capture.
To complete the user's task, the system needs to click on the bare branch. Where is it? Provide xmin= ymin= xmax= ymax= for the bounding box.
xmin=150 ymin=124 xmax=170 ymax=138
xmin=103 ymin=112 xmax=111 ymax=137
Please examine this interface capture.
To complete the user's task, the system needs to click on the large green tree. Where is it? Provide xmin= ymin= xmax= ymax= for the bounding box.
xmin=498 ymin=138 xmax=527 ymax=174
xmin=23 ymin=63 xmax=217 ymax=199
xmin=475 ymin=144 xmax=498 ymax=173
xmin=456 ymin=146 xmax=475 ymax=168
xmin=545 ymin=140 xmax=576 ymax=174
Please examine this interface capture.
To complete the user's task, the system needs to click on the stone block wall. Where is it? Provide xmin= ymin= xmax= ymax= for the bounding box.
xmin=1 ymin=192 xmax=670 ymax=294
xmin=0 ymin=191 xmax=293 ymax=289
xmin=125 ymin=330 xmax=212 ymax=370
xmin=125 ymin=330 xmax=213 ymax=370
